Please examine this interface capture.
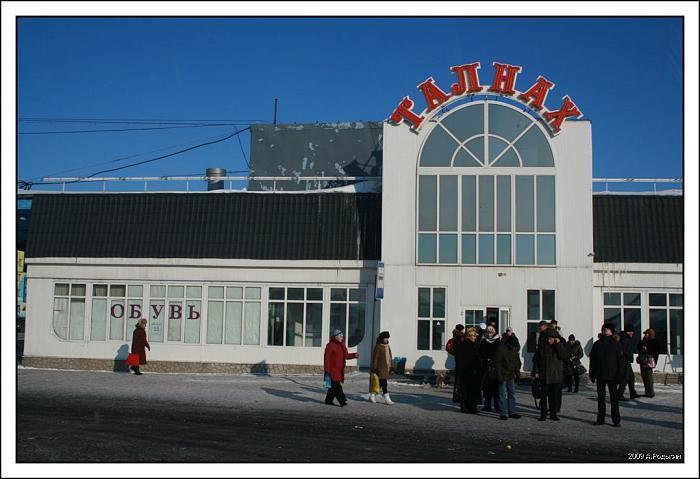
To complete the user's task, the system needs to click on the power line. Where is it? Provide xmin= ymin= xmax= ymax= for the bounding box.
xmin=19 ymin=117 xmax=266 ymax=124
xmin=18 ymin=123 xmax=239 ymax=135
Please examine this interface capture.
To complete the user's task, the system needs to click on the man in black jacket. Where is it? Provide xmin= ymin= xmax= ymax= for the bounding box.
xmin=617 ymin=325 xmax=641 ymax=401
xmin=589 ymin=323 xmax=625 ymax=427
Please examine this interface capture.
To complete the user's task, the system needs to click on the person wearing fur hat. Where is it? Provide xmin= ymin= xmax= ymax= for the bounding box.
xmin=324 ymin=330 xmax=358 ymax=406
xmin=455 ymin=327 xmax=483 ymax=413
xmin=369 ymin=331 xmax=394 ymax=405
xmin=479 ymin=325 xmax=501 ymax=412
xmin=532 ymin=328 xmax=568 ymax=421
xmin=589 ymin=323 xmax=625 ymax=426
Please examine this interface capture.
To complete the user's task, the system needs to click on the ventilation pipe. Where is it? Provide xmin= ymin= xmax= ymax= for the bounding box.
xmin=206 ymin=168 xmax=227 ymax=191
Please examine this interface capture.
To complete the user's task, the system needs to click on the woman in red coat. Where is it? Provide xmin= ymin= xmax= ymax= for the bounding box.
xmin=131 ymin=318 xmax=151 ymax=375
xmin=324 ymin=329 xmax=358 ymax=406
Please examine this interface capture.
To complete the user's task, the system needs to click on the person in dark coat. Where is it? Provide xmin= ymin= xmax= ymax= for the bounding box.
xmin=589 ymin=323 xmax=625 ymax=426
xmin=479 ymin=325 xmax=500 ymax=412
xmin=494 ymin=339 xmax=521 ymax=420
xmin=638 ymin=328 xmax=661 ymax=398
xmin=617 ymin=326 xmax=641 ymax=400
xmin=448 ymin=325 xmax=466 ymax=403
xmin=130 ymin=318 xmax=150 ymax=375
xmin=455 ymin=327 xmax=482 ymax=414
xmin=501 ymin=326 xmax=521 ymax=353
xmin=324 ymin=330 xmax=358 ymax=406
xmin=564 ymin=334 xmax=584 ymax=393
xmin=532 ymin=328 xmax=568 ymax=421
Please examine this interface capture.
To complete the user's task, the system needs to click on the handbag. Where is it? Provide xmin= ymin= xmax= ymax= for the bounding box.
xmin=126 ymin=353 xmax=140 ymax=367
xmin=323 ymin=372 xmax=332 ymax=389
xmin=636 ymin=353 xmax=645 ymax=365
xmin=643 ymin=355 xmax=657 ymax=369
xmin=369 ymin=372 xmax=381 ymax=394
xmin=574 ymin=364 xmax=587 ymax=376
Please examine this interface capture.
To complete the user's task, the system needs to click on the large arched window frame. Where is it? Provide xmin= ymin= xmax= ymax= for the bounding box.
xmin=416 ymin=100 xmax=557 ymax=266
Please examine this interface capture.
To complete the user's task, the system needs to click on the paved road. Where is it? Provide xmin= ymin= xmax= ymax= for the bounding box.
xmin=16 ymin=367 xmax=683 ymax=463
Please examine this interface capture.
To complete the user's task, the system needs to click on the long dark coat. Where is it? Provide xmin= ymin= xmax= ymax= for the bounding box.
xmin=533 ymin=340 xmax=568 ymax=385
xmin=638 ymin=337 xmax=660 ymax=364
xmin=131 ymin=326 xmax=150 ymax=365
xmin=589 ymin=335 xmax=625 ymax=383
xmin=494 ymin=343 xmax=520 ymax=382
xmin=565 ymin=340 xmax=584 ymax=366
xmin=455 ymin=339 xmax=482 ymax=405
xmin=324 ymin=339 xmax=357 ymax=382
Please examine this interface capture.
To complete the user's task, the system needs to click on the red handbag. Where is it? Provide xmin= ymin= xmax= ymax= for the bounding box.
xmin=126 ymin=353 xmax=140 ymax=366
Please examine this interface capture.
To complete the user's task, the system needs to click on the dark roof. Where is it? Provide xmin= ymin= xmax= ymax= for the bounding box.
xmin=26 ymin=193 xmax=381 ymax=261
xmin=593 ymin=195 xmax=683 ymax=263
xmin=248 ymin=122 xmax=382 ymax=191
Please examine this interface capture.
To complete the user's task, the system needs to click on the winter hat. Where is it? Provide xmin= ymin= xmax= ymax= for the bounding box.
xmin=506 ymin=326 xmax=514 ymax=333
xmin=568 ymin=334 xmax=576 ymax=341
xmin=455 ymin=324 xmax=465 ymax=332
xmin=479 ymin=322 xmax=487 ymax=330
xmin=601 ymin=323 xmax=615 ymax=334
xmin=486 ymin=325 xmax=496 ymax=335
xmin=623 ymin=325 xmax=635 ymax=333
xmin=546 ymin=329 xmax=559 ymax=338
xmin=332 ymin=329 xmax=344 ymax=338
xmin=378 ymin=331 xmax=390 ymax=340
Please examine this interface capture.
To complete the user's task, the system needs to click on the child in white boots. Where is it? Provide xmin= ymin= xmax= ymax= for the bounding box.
xmin=369 ymin=331 xmax=395 ymax=405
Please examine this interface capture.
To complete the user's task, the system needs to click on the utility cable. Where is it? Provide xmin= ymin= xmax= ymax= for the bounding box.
xmin=18 ymin=123 xmax=237 ymax=135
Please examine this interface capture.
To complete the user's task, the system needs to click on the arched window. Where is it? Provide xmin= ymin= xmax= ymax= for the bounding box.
xmin=417 ymin=101 xmax=556 ymax=266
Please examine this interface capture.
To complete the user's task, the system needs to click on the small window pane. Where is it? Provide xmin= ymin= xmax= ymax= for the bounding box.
xmin=150 ymin=285 xmax=166 ymax=298
xmin=184 ymin=300 xmax=201 ymax=344
xmin=515 ymin=125 xmax=554 ymax=167
xmin=330 ymin=303 xmax=346 ymax=337
xmin=488 ymin=137 xmax=509 ymax=164
xmin=527 ymin=290 xmax=540 ymax=320
xmin=604 ymin=308 xmax=622 ymax=333
xmin=347 ymin=303 xmax=366 ymax=348
xmin=461 ymin=234 xmax=476 ymax=264
xmin=418 ymin=234 xmax=437 ymax=263
xmin=670 ymin=309 xmax=682 ymax=355
xmin=227 ymin=287 xmax=243 ymax=300
xmin=515 ymin=176 xmax=535 ymax=232
xmin=537 ymin=234 xmax=556 ymax=265
xmin=128 ymin=285 xmax=143 ymax=298
xmin=496 ymin=176 xmax=511 ymax=232
xmin=623 ymin=309 xmax=641 ymax=351
xmin=454 ymin=146 xmax=482 ymax=167
xmin=439 ymin=175 xmax=458 ymax=231
xmin=461 ymin=176 xmax=476 ymax=231
xmin=432 ymin=320 xmax=446 ymax=350
xmin=478 ymin=234 xmax=494 ymax=264
xmin=69 ymin=299 xmax=85 ymax=340
xmin=536 ymin=176 xmax=556 ymax=232
xmin=478 ymin=176 xmax=494 ymax=232
xmin=53 ymin=297 xmax=69 ymax=339
xmin=516 ymin=234 xmax=535 ymax=264
xmin=243 ymin=302 xmax=261 ymax=345
xmin=93 ymin=285 xmax=108 ymax=297
xmin=649 ymin=293 xmax=667 ymax=307
xmin=148 ymin=300 xmax=165 ymax=342
xmin=126 ymin=300 xmax=141 ymax=333
xmin=72 ymin=284 xmax=86 ymax=297
xmin=441 ymin=103 xmax=484 ymax=142
xmin=496 ymin=234 xmax=511 ymax=264
xmin=349 ymin=289 xmax=365 ymax=302
xmin=669 ymin=294 xmax=683 ymax=307
xmin=331 ymin=288 xmax=347 ymax=302
xmin=246 ymin=287 xmax=261 ymax=300
xmin=420 ymin=126 xmax=459 ymax=167
xmin=417 ymin=320 xmax=430 ymax=350
xmin=542 ymin=290 xmax=555 ymax=322
xmin=432 ymin=288 xmax=446 ymax=318
xmin=206 ymin=301 xmax=224 ymax=344
xmin=305 ymin=303 xmax=323 ymax=347
xmin=649 ymin=309 xmax=668 ymax=355
xmin=167 ymin=302 xmax=183 ymax=341
xmin=109 ymin=300 xmax=125 ymax=340
xmin=287 ymin=288 xmax=304 ymax=301
xmin=418 ymin=288 xmax=431 ymax=318
xmin=55 ymin=283 xmax=70 ymax=296
xmin=439 ymin=234 xmax=458 ymax=264
xmin=109 ymin=285 xmax=125 ymax=297
xmin=418 ymin=175 xmax=438 ymax=230
xmin=526 ymin=322 xmax=538 ymax=353
xmin=623 ymin=293 xmax=641 ymax=306
xmin=488 ymin=104 xmax=529 ymax=142
xmin=168 ymin=286 xmax=184 ymax=299
xmin=91 ymin=298 xmax=107 ymax=341
xmin=208 ymin=286 xmax=224 ymax=300
xmin=307 ymin=288 xmax=323 ymax=301
xmin=286 ymin=303 xmax=304 ymax=346
xmin=187 ymin=286 xmax=202 ymax=299
xmin=604 ymin=292 xmax=621 ymax=306
xmin=267 ymin=303 xmax=285 ymax=346
xmin=224 ymin=301 xmax=242 ymax=344
xmin=269 ymin=288 xmax=285 ymax=300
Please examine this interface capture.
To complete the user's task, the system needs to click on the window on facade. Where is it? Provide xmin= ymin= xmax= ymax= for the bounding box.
xmin=90 ymin=284 xmax=143 ymax=341
xmin=417 ymin=102 xmax=555 ymax=266
xmin=417 ymin=287 xmax=446 ymax=350
xmin=207 ymin=286 xmax=261 ymax=345
xmin=603 ymin=292 xmax=642 ymax=350
xmin=268 ymin=287 xmax=326 ymax=347
xmin=649 ymin=293 xmax=683 ymax=355
xmin=526 ymin=289 xmax=555 ymax=353
xmin=330 ymin=288 xmax=366 ymax=348
xmin=53 ymin=283 xmax=86 ymax=340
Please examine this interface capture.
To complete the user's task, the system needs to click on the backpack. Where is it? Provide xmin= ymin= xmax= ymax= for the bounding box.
xmin=445 ymin=338 xmax=456 ymax=355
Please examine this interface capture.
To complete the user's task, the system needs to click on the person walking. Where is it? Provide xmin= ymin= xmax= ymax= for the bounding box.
xmin=618 ymin=326 xmax=641 ymax=400
xmin=564 ymin=334 xmax=584 ymax=393
xmin=447 ymin=324 xmax=466 ymax=403
xmin=532 ymin=329 xmax=568 ymax=421
xmin=589 ymin=323 xmax=625 ymax=427
xmin=638 ymin=328 xmax=661 ymax=398
xmin=369 ymin=331 xmax=394 ymax=405
xmin=479 ymin=325 xmax=500 ymax=412
xmin=130 ymin=318 xmax=150 ymax=375
xmin=324 ymin=330 xmax=359 ymax=407
xmin=455 ymin=327 xmax=483 ymax=414
xmin=494 ymin=337 xmax=521 ymax=420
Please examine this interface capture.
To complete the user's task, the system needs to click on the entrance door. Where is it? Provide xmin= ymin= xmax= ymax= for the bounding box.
xmin=463 ymin=306 xmax=510 ymax=334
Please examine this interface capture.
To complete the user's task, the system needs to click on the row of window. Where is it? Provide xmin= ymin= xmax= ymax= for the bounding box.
xmin=52 ymin=283 xmax=367 ymax=348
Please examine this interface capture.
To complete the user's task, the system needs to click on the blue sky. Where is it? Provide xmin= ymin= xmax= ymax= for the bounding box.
xmin=17 ymin=17 xmax=683 ymax=188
